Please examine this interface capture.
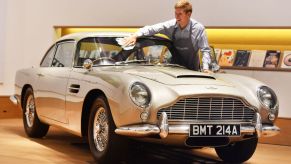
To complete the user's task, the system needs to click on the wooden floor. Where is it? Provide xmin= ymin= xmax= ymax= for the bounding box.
xmin=2 ymin=96 xmax=291 ymax=146
xmin=0 ymin=118 xmax=291 ymax=164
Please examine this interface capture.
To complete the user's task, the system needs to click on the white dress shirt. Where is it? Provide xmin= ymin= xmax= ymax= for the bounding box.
xmin=136 ymin=19 xmax=211 ymax=70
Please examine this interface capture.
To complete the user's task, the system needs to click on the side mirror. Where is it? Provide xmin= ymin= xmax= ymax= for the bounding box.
xmin=83 ymin=59 xmax=93 ymax=71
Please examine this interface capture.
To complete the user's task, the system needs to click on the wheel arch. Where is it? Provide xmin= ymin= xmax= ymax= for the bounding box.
xmin=21 ymin=84 xmax=33 ymax=109
xmin=81 ymin=89 xmax=109 ymax=137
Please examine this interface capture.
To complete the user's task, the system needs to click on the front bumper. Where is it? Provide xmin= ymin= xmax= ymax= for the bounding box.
xmin=115 ymin=112 xmax=280 ymax=138
xmin=10 ymin=95 xmax=19 ymax=106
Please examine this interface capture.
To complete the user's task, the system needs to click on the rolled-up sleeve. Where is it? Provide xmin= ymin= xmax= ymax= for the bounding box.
xmin=136 ymin=19 xmax=175 ymax=37
xmin=197 ymin=28 xmax=211 ymax=70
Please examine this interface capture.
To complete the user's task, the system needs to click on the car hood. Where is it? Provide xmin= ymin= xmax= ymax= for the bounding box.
xmin=100 ymin=66 xmax=233 ymax=87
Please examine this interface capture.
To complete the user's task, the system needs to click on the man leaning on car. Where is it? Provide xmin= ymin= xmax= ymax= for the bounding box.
xmin=123 ymin=0 xmax=215 ymax=73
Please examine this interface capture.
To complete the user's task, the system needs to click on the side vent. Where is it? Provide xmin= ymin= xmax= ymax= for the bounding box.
xmin=69 ymin=84 xmax=80 ymax=93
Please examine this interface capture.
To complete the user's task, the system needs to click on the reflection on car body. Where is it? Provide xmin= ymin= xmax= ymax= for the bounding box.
xmin=11 ymin=32 xmax=280 ymax=164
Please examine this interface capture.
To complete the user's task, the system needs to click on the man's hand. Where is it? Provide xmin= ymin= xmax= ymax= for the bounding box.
xmin=203 ymin=69 xmax=225 ymax=73
xmin=202 ymin=69 xmax=213 ymax=74
xmin=123 ymin=34 xmax=138 ymax=46
xmin=217 ymin=69 xmax=226 ymax=73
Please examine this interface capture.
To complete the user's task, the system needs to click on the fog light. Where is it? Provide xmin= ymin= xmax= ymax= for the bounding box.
xmin=268 ymin=114 xmax=275 ymax=121
xmin=140 ymin=112 xmax=149 ymax=121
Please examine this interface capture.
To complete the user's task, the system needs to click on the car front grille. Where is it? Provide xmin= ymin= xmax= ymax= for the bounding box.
xmin=157 ymin=97 xmax=255 ymax=122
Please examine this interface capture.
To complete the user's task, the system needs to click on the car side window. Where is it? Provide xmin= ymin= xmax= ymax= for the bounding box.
xmin=40 ymin=45 xmax=56 ymax=67
xmin=52 ymin=41 xmax=75 ymax=67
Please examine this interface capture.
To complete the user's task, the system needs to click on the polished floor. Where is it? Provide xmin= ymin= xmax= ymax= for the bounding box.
xmin=0 ymin=118 xmax=291 ymax=164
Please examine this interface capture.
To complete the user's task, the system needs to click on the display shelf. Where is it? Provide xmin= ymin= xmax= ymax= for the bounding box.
xmin=54 ymin=26 xmax=291 ymax=72
xmin=221 ymin=66 xmax=291 ymax=72
xmin=207 ymin=28 xmax=291 ymax=72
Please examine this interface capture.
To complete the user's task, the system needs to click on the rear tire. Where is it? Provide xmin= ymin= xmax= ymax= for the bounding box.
xmin=88 ymin=96 xmax=127 ymax=164
xmin=215 ymin=137 xmax=258 ymax=163
xmin=22 ymin=88 xmax=49 ymax=138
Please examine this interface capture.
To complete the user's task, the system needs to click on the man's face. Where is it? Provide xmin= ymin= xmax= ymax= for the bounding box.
xmin=175 ymin=8 xmax=191 ymax=28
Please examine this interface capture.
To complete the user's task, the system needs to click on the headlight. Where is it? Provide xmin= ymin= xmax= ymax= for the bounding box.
xmin=129 ymin=82 xmax=151 ymax=108
xmin=257 ymin=86 xmax=278 ymax=111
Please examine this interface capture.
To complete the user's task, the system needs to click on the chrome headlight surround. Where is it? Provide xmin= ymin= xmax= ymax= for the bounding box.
xmin=257 ymin=86 xmax=278 ymax=113
xmin=129 ymin=82 xmax=151 ymax=108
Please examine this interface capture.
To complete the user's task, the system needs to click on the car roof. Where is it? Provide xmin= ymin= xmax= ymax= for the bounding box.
xmin=57 ymin=32 xmax=133 ymax=42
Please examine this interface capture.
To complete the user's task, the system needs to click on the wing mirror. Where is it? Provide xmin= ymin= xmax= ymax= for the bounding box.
xmin=83 ymin=59 xmax=93 ymax=71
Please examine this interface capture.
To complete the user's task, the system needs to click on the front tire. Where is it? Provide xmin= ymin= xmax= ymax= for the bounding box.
xmin=22 ymin=88 xmax=49 ymax=138
xmin=215 ymin=137 xmax=258 ymax=163
xmin=88 ymin=96 xmax=127 ymax=164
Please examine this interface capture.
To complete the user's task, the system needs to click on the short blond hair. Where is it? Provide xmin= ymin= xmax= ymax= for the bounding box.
xmin=174 ymin=0 xmax=192 ymax=13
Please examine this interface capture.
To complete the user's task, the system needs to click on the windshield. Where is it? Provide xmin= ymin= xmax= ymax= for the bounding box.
xmin=75 ymin=37 xmax=174 ymax=67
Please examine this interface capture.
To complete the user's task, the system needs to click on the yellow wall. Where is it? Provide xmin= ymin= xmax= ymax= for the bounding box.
xmin=55 ymin=27 xmax=291 ymax=51
xmin=54 ymin=27 xmax=138 ymax=40
xmin=206 ymin=28 xmax=291 ymax=51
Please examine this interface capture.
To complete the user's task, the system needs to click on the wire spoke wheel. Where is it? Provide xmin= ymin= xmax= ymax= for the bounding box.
xmin=25 ymin=95 xmax=35 ymax=128
xmin=88 ymin=96 xmax=128 ymax=164
xmin=22 ymin=88 xmax=49 ymax=138
xmin=93 ymin=107 xmax=109 ymax=152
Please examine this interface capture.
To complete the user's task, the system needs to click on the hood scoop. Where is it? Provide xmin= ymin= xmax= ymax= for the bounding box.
xmin=153 ymin=67 xmax=216 ymax=80
xmin=177 ymin=75 xmax=216 ymax=80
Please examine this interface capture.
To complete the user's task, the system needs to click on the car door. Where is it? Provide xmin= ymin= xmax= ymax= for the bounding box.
xmin=35 ymin=40 xmax=75 ymax=123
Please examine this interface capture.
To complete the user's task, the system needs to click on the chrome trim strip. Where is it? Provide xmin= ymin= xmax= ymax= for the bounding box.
xmin=115 ymin=124 xmax=160 ymax=137
xmin=168 ymin=125 xmax=191 ymax=134
xmin=255 ymin=113 xmax=263 ymax=137
xmin=68 ymin=87 xmax=80 ymax=90
xmin=9 ymin=95 xmax=18 ymax=105
xmin=115 ymin=124 xmax=279 ymax=137
xmin=115 ymin=110 xmax=280 ymax=138
xmin=262 ymin=125 xmax=280 ymax=137
xmin=158 ymin=112 xmax=169 ymax=138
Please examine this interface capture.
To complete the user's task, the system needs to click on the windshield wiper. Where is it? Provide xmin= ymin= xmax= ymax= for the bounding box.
xmin=115 ymin=60 xmax=148 ymax=64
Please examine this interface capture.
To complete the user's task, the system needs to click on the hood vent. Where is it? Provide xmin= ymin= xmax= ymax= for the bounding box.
xmin=177 ymin=75 xmax=216 ymax=80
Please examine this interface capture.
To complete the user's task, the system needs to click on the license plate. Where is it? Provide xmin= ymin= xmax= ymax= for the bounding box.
xmin=189 ymin=124 xmax=241 ymax=137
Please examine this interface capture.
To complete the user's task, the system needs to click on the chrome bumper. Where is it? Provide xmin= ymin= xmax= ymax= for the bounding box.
xmin=10 ymin=95 xmax=19 ymax=106
xmin=115 ymin=112 xmax=280 ymax=138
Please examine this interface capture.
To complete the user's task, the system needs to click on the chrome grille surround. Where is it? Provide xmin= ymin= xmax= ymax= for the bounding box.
xmin=157 ymin=97 xmax=256 ymax=123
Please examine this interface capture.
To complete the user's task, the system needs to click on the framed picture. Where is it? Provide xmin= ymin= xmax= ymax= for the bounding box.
xmin=214 ymin=48 xmax=222 ymax=62
xmin=233 ymin=50 xmax=251 ymax=67
xmin=248 ymin=50 xmax=267 ymax=67
xmin=281 ymin=51 xmax=291 ymax=68
xmin=218 ymin=49 xmax=235 ymax=66
xmin=263 ymin=50 xmax=281 ymax=68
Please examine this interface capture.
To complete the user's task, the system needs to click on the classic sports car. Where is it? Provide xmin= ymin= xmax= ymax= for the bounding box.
xmin=11 ymin=32 xmax=280 ymax=163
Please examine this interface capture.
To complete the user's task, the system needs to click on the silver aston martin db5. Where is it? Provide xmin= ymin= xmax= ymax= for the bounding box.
xmin=11 ymin=32 xmax=280 ymax=163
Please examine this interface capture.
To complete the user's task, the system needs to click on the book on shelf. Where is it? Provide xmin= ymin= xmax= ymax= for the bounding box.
xmin=263 ymin=50 xmax=281 ymax=68
xmin=233 ymin=50 xmax=251 ymax=67
xmin=281 ymin=51 xmax=291 ymax=68
xmin=218 ymin=49 xmax=235 ymax=66
xmin=248 ymin=50 xmax=267 ymax=67
xmin=214 ymin=48 xmax=221 ymax=62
